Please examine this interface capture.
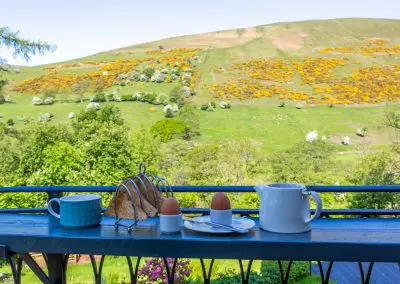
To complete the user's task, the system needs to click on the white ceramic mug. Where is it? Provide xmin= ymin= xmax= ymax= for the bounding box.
xmin=160 ymin=214 xmax=182 ymax=233
xmin=210 ymin=209 xmax=232 ymax=225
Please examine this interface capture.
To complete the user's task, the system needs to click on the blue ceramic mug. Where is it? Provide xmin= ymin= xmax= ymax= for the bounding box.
xmin=48 ymin=194 xmax=102 ymax=228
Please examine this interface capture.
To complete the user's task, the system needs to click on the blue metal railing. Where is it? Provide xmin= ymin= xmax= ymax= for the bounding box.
xmin=0 ymin=185 xmax=399 ymax=284
xmin=0 ymin=185 xmax=399 ymax=217
xmin=1 ymin=185 xmax=400 ymax=193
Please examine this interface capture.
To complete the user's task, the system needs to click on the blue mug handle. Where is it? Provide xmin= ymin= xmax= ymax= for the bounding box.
xmin=48 ymin=198 xmax=61 ymax=219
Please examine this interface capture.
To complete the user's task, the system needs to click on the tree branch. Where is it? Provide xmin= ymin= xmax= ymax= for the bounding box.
xmin=0 ymin=27 xmax=56 ymax=64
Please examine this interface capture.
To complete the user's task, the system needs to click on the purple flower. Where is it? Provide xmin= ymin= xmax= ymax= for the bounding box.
xmin=137 ymin=257 xmax=192 ymax=283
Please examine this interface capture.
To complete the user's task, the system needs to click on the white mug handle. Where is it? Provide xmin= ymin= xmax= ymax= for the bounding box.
xmin=48 ymin=198 xmax=61 ymax=219
xmin=303 ymin=190 xmax=322 ymax=224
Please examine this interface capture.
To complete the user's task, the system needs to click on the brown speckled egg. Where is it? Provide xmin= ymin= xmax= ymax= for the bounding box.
xmin=160 ymin=198 xmax=181 ymax=215
xmin=211 ymin=192 xmax=231 ymax=210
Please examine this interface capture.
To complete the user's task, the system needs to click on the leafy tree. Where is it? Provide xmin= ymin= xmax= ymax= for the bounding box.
xmin=385 ymin=110 xmax=400 ymax=130
xmin=0 ymin=141 xmax=20 ymax=185
xmin=130 ymin=128 xmax=160 ymax=174
xmin=71 ymin=106 xmax=135 ymax=184
xmin=77 ymin=125 xmax=134 ymax=185
xmin=1 ymin=106 xmax=133 ymax=187
xmin=72 ymin=105 xmax=123 ymax=140
xmin=76 ymin=105 xmax=123 ymax=125
xmin=0 ymin=27 xmax=55 ymax=64
xmin=17 ymin=123 xmax=73 ymax=178
xmin=0 ymin=27 xmax=55 ymax=93
xmin=349 ymin=150 xmax=400 ymax=209
xmin=143 ymin=67 xmax=155 ymax=78
xmin=177 ymin=104 xmax=200 ymax=139
xmin=217 ymin=140 xmax=266 ymax=186
xmin=0 ymin=105 xmax=161 ymax=207
xmin=183 ymin=144 xmax=221 ymax=185
xmin=27 ymin=142 xmax=85 ymax=185
xmin=40 ymin=84 xmax=59 ymax=96
xmin=71 ymin=79 xmax=90 ymax=103
xmin=150 ymin=119 xmax=189 ymax=142
xmin=156 ymin=140 xmax=190 ymax=185
xmin=169 ymin=87 xmax=185 ymax=108
xmin=269 ymin=140 xmax=337 ymax=184
xmin=385 ymin=110 xmax=400 ymax=153
xmin=91 ymin=92 xmax=106 ymax=102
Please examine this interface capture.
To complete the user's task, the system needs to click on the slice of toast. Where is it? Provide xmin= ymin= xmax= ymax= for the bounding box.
xmin=132 ymin=176 xmax=153 ymax=204
xmin=140 ymin=174 xmax=165 ymax=212
xmin=105 ymin=183 xmax=148 ymax=220
xmin=124 ymin=178 xmax=158 ymax=217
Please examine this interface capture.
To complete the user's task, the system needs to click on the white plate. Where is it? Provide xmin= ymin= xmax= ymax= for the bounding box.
xmin=183 ymin=216 xmax=256 ymax=234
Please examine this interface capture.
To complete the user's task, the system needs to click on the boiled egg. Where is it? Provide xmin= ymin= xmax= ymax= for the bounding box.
xmin=211 ymin=192 xmax=231 ymax=210
xmin=160 ymin=198 xmax=181 ymax=215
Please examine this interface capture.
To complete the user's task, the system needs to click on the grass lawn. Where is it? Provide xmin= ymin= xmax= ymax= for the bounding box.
xmin=0 ymin=257 xmax=331 ymax=283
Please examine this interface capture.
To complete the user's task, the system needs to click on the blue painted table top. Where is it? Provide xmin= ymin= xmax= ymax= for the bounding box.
xmin=0 ymin=214 xmax=398 ymax=262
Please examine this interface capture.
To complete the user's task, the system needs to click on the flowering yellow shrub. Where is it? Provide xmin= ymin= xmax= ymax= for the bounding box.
xmin=292 ymin=57 xmax=346 ymax=84
xmin=327 ymin=65 xmax=400 ymax=104
xmin=317 ymin=47 xmax=355 ymax=54
xmin=207 ymin=54 xmax=400 ymax=105
xmin=100 ymin=58 xmax=152 ymax=73
xmin=146 ymin=48 xmax=201 ymax=70
xmin=310 ymin=65 xmax=400 ymax=104
xmin=158 ymin=48 xmax=201 ymax=69
xmin=233 ymin=58 xmax=294 ymax=83
xmin=318 ymin=45 xmax=400 ymax=56
xmin=146 ymin=48 xmax=201 ymax=56
xmin=206 ymin=79 xmax=308 ymax=101
xmin=189 ymin=70 xmax=199 ymax=90
xmin=365 ymin=38 xmax=389 ymax=46
xmin=12 ymin=72 xmax=115 ymax=94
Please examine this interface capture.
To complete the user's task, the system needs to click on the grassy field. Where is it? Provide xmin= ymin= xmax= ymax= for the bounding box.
xmin=1 ymin=92 xmax=397 ymax=154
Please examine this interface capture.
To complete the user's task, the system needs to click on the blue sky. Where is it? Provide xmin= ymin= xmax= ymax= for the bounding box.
xmin=1 ymin=0 xmax=400 ymax=66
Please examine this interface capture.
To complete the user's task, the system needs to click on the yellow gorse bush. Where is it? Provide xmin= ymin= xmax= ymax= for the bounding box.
xmin=292 ymin=57 xmax=346 ymax=84
xmin=100 ymin=58 xmax=152 ymax=73
xmin=148 ymin=48 xmax=201 ymax=70
xmin=328 ymin=64 xmax=400 ymax=104
xmin=365 ymin=38 xmax=390 ymax=46
xmin=318 ymin=38 xmax=400 ymax=57
xmin=13 ymin=72 xmax=115 ymax=94
xmin=233 ymin=58 xmax=295 ymax=83
xmin=207 ymin=53 xmax=400 ymax=105
xmin=205 ymin=79 xmax=308 ymax=101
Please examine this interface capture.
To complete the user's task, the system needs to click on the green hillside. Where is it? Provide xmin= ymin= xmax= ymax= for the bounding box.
xmin=1 ymin=18 xmax=400 ymax=154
